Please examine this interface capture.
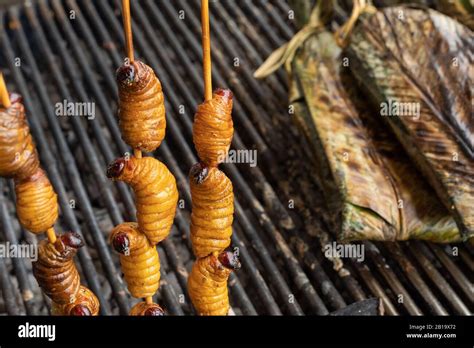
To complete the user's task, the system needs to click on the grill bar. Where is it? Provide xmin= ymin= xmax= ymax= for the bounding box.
xmin=0 ymin=0 xmax=472 ymax=317
xmin=410 ymin=242 xmax=470 ymax=315
xmin=428 ymin=244 xmax=473 ymax=302
xmin=0 ymin=181 xmax=38 ymax=314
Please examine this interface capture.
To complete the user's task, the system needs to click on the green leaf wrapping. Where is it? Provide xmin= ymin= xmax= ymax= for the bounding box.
xmin=345 ymin=6 xmax=473 ymax=240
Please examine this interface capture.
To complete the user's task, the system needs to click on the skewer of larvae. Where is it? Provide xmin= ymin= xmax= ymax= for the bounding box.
xmin=189 ymin=88 xmax=237 ymax=315
xmin=0 ymin=93 xmax=98 ymax=315
xmin=108 ymin=60 xmax=178 ymax=315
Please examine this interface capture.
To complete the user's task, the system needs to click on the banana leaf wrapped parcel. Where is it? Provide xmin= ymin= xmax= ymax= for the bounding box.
xmin=255 ymin=3 xmax=465 ymax=242
xmin=345 ymin=6 xmax=474 ymax=240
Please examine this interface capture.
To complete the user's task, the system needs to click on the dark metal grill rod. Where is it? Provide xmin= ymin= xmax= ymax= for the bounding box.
xmin=0 ymin=181 xmax=38 ymax=315
xmin=410 ymin=242 xmax=470 ymax=315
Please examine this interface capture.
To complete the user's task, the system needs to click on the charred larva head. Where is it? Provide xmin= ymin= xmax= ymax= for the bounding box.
xmin=54 ymin=232 xmax=83 ymax=258
xmin=144 ymin=305 xmax=165 ymax=316
xmin=111 ymin=232 xmax=130 ymax=256
xmin=107 ymin=158 xmax=127 ymax=179
xmin=116 ymin=61 xmax=149 ymax=90
xmin=61 ymin=232 xmax=84 ymax=249
xmin=214 ymin=88 xmax=233 ymax=101
xmin=218 ymin=250 xmax=241 ymax=271
xmin=116 ymin=64 xmax=136 ymax=87
xmin=190 ymin=162 xmax=209 ymax=185
xmin=69 ymin=304 xmax=92 ymax=316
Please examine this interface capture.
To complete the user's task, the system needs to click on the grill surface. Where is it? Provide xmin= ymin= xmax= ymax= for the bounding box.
xmin=0 ymin=0 xmax=472 ymax=316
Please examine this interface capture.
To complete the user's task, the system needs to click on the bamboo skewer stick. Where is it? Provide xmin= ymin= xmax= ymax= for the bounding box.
xmin=0 ymin=73 xmax=11 ymax=108
xmin=121 ymin=0 xmax=157 ymax=313
xmin=122 ymin=0 xmax=142 ymax=159
xmin=134 ymin=149 xmax=142 ymax=159
xmin=46 ymin=227 xmax=57 ymax=244
xmin=201 ymin=0 xmax=213 ymax=101
xmin=122 ymin=0 xmax=134 ymax=64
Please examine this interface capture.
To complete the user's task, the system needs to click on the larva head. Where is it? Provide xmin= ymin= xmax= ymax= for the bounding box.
xmin=69 ymin=304 xmax=92 ymax=316
xmin=218 ymin=250 xmax=241 ymax=271
xmin=106 ymin=157 xmax=131 ymax=180
xmin=110 ymin=223 xmax=140 ymax=256
xmin=66 ymin=286 xmax=99 ymax=316
xmin=116 ymin=61 xmax=150 ymax=91
xmin=129 ymin=302 xmax=165 ymax=316
xmin=214 ymin=88 xmax=233 ymax=101
xmin=144 ymin=305 xmax=165 ymax=316
xmin=54 ymin=232 xmax=84 ymax=258
xmin=189 ymin=162 xmax=209 ymax=185
xmin=61 ymin=232 xmax=84 ymax=249
xmin=111 ymin=232 xmax=130 ymax=256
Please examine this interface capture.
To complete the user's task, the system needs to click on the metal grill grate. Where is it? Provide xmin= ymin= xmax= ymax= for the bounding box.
xmin=0 ymin=0 xmax=472 ymax=316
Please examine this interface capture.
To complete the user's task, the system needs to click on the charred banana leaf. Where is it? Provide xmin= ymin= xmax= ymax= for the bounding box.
xmin=345 ymin=6 xmax=474 ymax=240
xmin=290 ymin=30 xmax=460 ymax=242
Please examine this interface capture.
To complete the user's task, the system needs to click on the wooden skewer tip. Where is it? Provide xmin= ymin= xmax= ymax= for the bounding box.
xmin=134 ymin=149 xmax=142 ymax=159
xmin=201 ymin=0 xmax=213 ymax=101
xmin=0 ymin=73 xmax=11 ymax=108
xmin=122 ymin=0 xmax=135 ymax=63
xmin=46 ymin=227 xmax=57 ymax=244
